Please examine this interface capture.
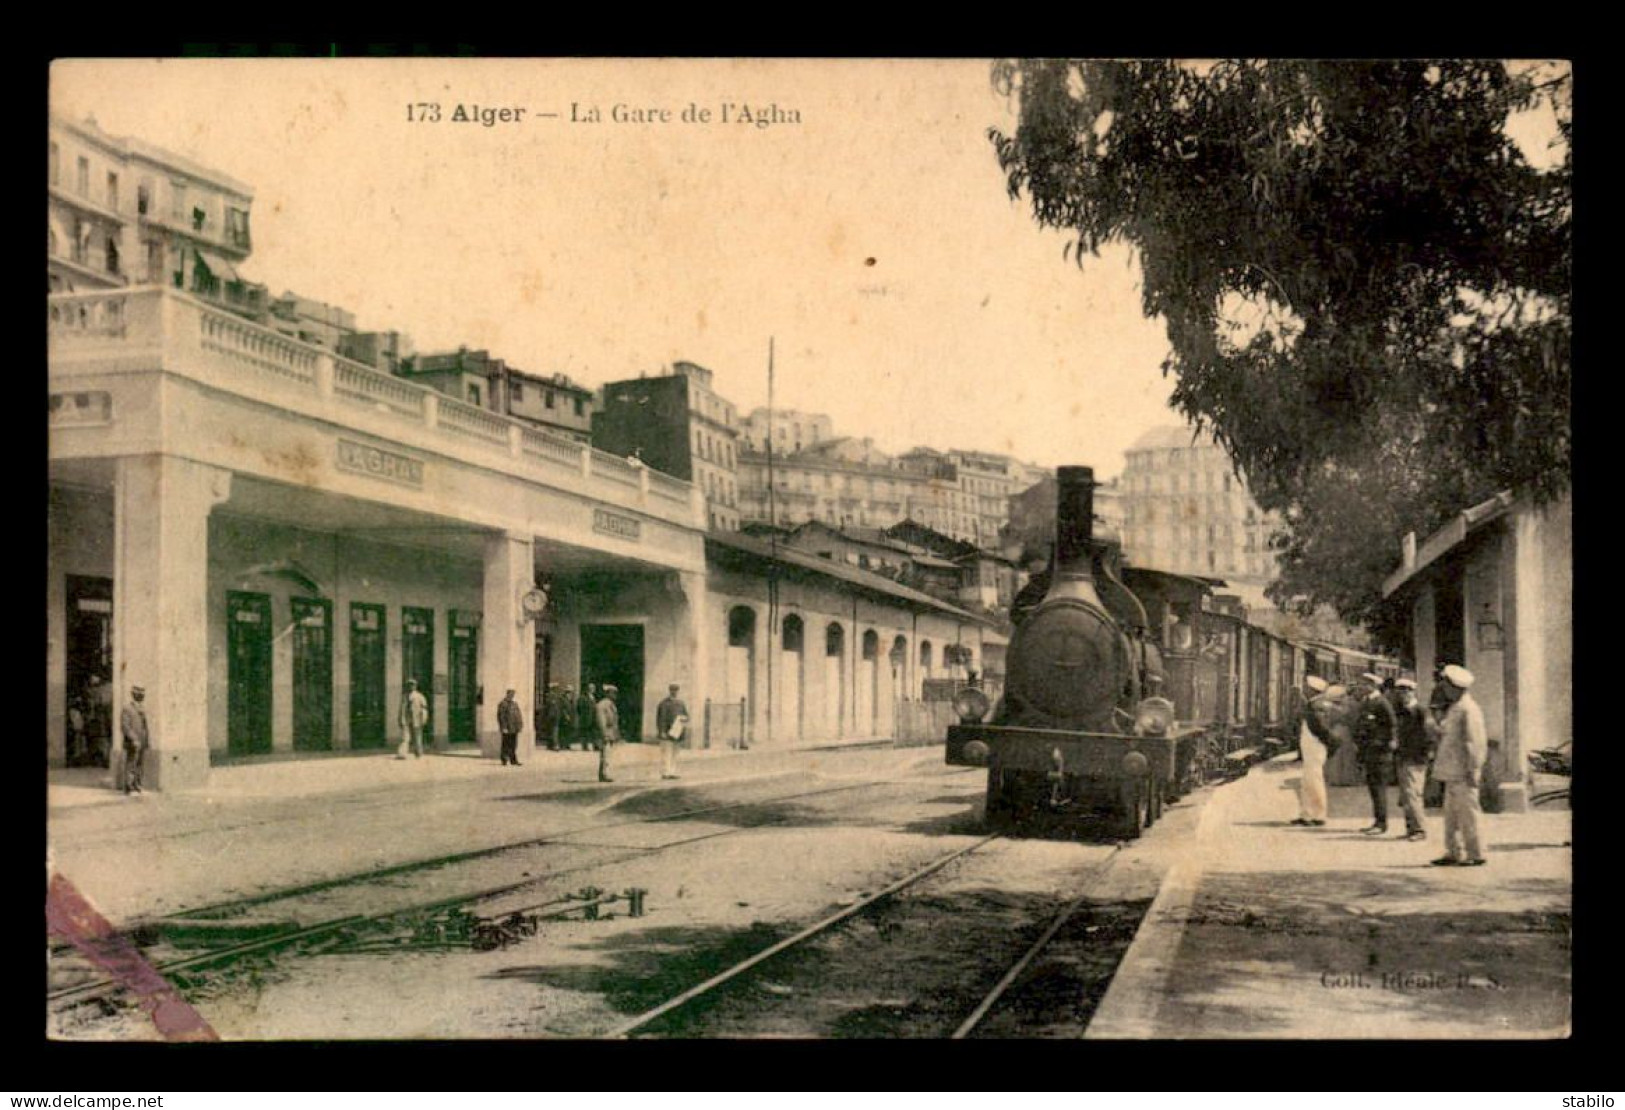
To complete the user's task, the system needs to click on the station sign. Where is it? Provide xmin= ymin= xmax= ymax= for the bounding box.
xmin=336 ymin=439 xmax=424 ymax=488
xmin=593 ymin=508 xmax=642 ymax=542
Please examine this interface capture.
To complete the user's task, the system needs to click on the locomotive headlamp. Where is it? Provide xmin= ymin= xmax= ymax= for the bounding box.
xmin=1134 ymin=696 xmax=1175 ymax=737
xmin=953 ymin=687 xmax=991 ymax=724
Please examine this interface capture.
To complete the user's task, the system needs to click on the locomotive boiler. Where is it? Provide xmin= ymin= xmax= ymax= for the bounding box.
xmin=945 ymin=465 xmax=1179 ymax=836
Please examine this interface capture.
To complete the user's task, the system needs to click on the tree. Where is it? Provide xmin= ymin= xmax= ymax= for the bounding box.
xmin=989 ymin=60 xmax=1571 ymax=644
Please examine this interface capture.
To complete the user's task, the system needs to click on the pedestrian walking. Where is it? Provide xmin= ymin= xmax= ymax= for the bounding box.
xmin=67 ymin=697 xmax=87 ymax=768
xmin=1431 ymin=665 xmax=1489 ymax=867
xmin=1390 ymin=677 xmax=1438 ymax=842
xmin=120 ymin=685 xmax=149 ymax=795
xmin=1290 ymin=675 xmax=1332 ymax=826
xmin=398 ymin=679 xmax=429 ymax=760
xmin=656 ymin=683 xmax=689 ymax=781
xmin=577 ymin=683 xmax=599 ymax=752
xmin=1352 ymin=672 xmax=1399 ymax=835
xmin=497 ymin=688 xmax=524 ymax=767
xmin=595 ymin=684 xmax=622 ymax=782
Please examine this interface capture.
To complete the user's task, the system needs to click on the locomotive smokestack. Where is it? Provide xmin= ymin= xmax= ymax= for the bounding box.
xmin=1055 ymin=465 xmax=1097 ymax=576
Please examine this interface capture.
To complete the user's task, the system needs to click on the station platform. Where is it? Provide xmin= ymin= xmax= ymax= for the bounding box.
xmin=1087 ymin=754 xmax=1572 ymax=1039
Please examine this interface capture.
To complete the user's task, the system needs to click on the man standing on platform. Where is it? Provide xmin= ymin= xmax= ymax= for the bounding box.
xmin=497 ymin=688 xmax=524 ymax=767
xmin=595 ymin=684 xmax=622 ymax=783
xmin=398 ymin=679 xmax=429 ymax=760
xmin=1353 ymin=672 xmax=1399 ymax=835
xmin=1431 ymin=665 xmax=1489 ymax=867
xmin=1391 ymin=677 xmax=1437 ymax=842
xmin=656 ymin=683 xmax=688 ymax=781
xmin=539 ymin=684 xmax=561 ymax=752
xmin=1290 ymin=675 xmax=1331 ymax=827
xmin=119 ymin=685 xmax=149 ymax=795
xmin=578 ymin=684 xmax=599 ymax=752
xmin=558 ymin=684 xmax=578 ymax=751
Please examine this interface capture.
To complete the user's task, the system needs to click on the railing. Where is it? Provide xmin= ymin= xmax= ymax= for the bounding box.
xmin=438 ymin=395 xmax=511 ymax=444
xmin=48 ymin=287 xmax=704 ymax=529
xmin=522 ymin=425 xmax=588 ymax=469
xmin=333 ymin=358 xmax=425 ymax=417
xmin=198 ymin=307 xmax=318 ymax=384
xmin=47 ymin=292 xmax=128 ymax=339
xmin=648 ymin=469 xmax=692 ymax=504
xmin=592 ymin=450 xmax=642 ymax=489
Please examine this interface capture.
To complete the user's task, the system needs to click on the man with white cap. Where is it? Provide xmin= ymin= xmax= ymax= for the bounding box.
xmin=1291 ymin=675 xmax=1333 ymax=826
xmin=1431 ymin=664 xmax=1488 ymax=866
xmin=1390 ymin=677 xmax=1438 ymax=841
xmin=1352 ymin=672 xmax=1400 ymax=835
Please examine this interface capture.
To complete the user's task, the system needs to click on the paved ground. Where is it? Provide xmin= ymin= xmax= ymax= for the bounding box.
xmin=47 ymin=737 xmax=896 ymax=923
xmin=1087 ymin=754 xmax=1572 ymax=1039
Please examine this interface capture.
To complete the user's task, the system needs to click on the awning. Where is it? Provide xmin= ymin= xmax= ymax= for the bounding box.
xmin=1380 ymin=490 xmax=1515 ymax=599
xmin=193 ymin=246 xmax=243 ymax=284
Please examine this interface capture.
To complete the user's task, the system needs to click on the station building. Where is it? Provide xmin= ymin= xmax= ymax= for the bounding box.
xmin=46 ymin=129 xmax=995 ymax=790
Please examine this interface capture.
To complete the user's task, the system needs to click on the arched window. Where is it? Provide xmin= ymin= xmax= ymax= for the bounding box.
xmin=825 ymin=622 xmax=845 ymax=657
xmin=782 ymin=614 xmax=804 ymax=653
xmin=919 ymin=640 xmax=933 ymax=671
xmin=728 ymin=606 xmax=756 ymax=647
xmin=861 ymin=630 xmax=879 ymax=660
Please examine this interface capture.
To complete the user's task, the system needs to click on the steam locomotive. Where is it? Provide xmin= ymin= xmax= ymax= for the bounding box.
xmin=945 ymin=465 xmax=1397 ymax=836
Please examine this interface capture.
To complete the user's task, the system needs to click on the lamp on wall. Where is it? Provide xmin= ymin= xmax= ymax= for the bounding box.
xmin=1475 ymin=603 xmax=1505 ymax=651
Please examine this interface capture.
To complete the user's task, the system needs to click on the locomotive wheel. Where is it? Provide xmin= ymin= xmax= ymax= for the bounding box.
xmin=984 ymin=767 xmax=1014 ymax=826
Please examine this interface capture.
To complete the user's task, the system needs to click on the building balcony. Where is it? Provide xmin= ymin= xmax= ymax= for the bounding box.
xmin=47 ymin=287 xmax=701 ymax=530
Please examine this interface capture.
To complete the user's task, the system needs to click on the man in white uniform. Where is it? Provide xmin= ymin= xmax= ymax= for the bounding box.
xmin=1291 ymin=674 xmax=1331 ymax=826
xmin=1430 ymin=664 xmax=1489 ymax=867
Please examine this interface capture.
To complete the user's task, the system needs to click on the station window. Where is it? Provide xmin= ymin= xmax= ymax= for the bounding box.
xmin=511 ymin=381 xmax=525 ymax=403
xmin=76 ymin=156 xmax=89 ymax=197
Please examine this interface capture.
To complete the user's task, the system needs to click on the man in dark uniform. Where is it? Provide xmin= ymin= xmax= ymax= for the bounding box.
xmin=655 ymin=683 xmax=688 ymax=780
xmin=577 ymin=684 xmax=599 ymax=753
xmin=1390 ymin=677 xmax=1437 ymax=841
xmin=1352 ymin=672 xmax=1399 ymax=835
xmin=539 ymin=684 xmax=561 ymax=752
xmin=558 ymin=684 xmax=578 ymax=750
xmin=497 ymin=688 xmax=524 ymax=766
xmin=120 ymin=685 xmax=149 ymax=795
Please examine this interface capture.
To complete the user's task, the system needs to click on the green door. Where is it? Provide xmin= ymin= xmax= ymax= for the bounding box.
xmin=291 ymin=597 xmax=332 ymax=751
xmin=349 ymin=603 xmax=386 ymax=749
xmin=227 ymin=591 xmax=273 ymax=755
xmin=402 ymin=606 xmax=435 ymax=743
xmin=448 ymin=609 xmax=480 ymax=745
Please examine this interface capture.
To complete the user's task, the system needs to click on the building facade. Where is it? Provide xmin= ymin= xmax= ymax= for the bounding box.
xmin=49 ymin=114 xmax=256 ymax=316
xmin=592 ymin=362 xmax=742 ymax=531
xmin=740 ymin=407 xmax=834 ymax=454
xmin=405 ymin=348 xmax=594 ymax=443
xmin=1120 ymin=426 xmax=1282 ymax=584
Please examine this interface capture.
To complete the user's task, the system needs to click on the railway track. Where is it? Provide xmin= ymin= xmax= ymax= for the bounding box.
xmin=48 ymin=772 xmax=973 ymax=1015
xmin=602 ymin=833 xmax=1134 ymax=1039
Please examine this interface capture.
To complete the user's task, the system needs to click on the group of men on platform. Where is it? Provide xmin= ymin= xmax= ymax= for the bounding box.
xmin=1292 ymin=663 xmax=1489 ymax=867
xmin=495 ymin=682 xmax=689 ymax=783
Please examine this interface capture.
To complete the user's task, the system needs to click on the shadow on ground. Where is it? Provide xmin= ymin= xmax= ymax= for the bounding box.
xmin=1160 ymin=868 xmax=1570 ymax=1036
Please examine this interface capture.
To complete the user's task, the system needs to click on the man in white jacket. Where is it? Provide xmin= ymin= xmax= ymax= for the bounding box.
xmin=1291 ymin=675 xmax=1331 ymax=827
xmin=1430 ymin=664 xmax=1489 ymax=867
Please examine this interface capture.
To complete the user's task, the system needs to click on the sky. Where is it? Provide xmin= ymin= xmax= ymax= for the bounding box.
xmin=51 ymin=58 xmax=1190 ymax=477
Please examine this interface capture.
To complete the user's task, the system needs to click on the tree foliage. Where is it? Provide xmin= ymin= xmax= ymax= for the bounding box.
xmin=989 ymin=59 xmax=1571 ymax=643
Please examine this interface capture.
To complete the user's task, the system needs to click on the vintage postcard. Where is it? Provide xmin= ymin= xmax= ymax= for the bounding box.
xmin=46 ymin=56 xmax=1571 ymax=1041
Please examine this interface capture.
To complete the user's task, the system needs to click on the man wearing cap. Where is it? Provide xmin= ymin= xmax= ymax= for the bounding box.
xmin=119 ymin=685 xmax=149 ymax=795
xmin=655 ymin=683 xmax=688 ymax=781
xmin=577 ymin=684 xmax=599 ymax=752
xmin=1291 ymin=675 xmax=1333 ymax=826
xmin=558 ymin=684 xmax=578 ymax=751
xmin=1352 ymin=673 xmax=1400 ymax=835
xmin=1431 ymin=665 xmax=1489 ymax=866
xmin=398 ymin=679 xmax=429 ymax=760
xmin=1390 ymin=677 xmax=1438 ymax=842
xmin=497 ymin=688 xmax=524 ymax=767
xmin=594 ymin=684 xmax=622 ymax=783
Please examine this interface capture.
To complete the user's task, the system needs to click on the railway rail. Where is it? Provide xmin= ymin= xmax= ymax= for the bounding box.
xmin=604 ymin=835 xmax=1132 ymax=1039
xmin=48 ymin=772 xmax=974 ymax=1014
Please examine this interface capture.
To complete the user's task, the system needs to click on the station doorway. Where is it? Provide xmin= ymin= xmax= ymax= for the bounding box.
xmin=402 ymin=606 xmax=435 ymax=744
xmin=290 ymin=597 xmax=333 ymax=751
xmin=580 ymin=623 xmax=645 ymax=742
xmin=64 ymin=575 xmax=113 ymax=767
xmin=349 ymin=603 xmax=387 ymax=749
xmin=227 ymin=591 xmax=273 ymax=755
xmin=448 ymin=609 xmax=480 ymax=745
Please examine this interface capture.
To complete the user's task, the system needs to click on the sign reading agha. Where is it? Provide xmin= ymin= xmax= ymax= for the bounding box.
xmin=593 ymin=508 xmax=641 ymax=542
xmin=337 ymin=439 xmax=424 ymax=487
